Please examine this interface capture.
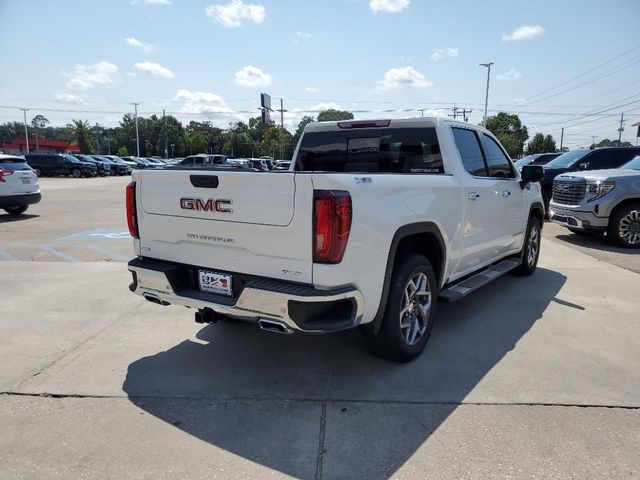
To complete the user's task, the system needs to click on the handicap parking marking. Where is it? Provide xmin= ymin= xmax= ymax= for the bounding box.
xmin=58 ymin=228 xmax=131 ymax=242
xmin=0 ymin=249 xmax=18 ymax=261
xmin=87 ymin=246 xmax=131 ymax=262
xmin=41 ymin=245 xmax=79 ymax=263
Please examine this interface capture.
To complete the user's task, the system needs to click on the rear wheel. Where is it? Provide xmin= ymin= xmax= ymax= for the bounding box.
xmin=513 ymin=215 xmax=542 ymax=276
xmin=4 ymin=204 xmax=28 ymax=215
xmin=71 ymin=168 xmax=82 ymax=178
xmin=368 ymin=254 xmax=438 ymax=362
xmin=608 ymin=203 xmax=640 ymax=248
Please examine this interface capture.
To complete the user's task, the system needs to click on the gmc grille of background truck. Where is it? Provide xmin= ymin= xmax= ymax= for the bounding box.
xmin=313 ymin=190 xmax=352 ymax=264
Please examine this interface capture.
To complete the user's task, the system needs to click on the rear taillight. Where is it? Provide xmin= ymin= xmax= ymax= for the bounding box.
xmin=313 ymin=191 xmax=352 ymax=264
xmin=126 ymin=181 xmax=139 ymax=239
xmin=0 ymin=168 xmax=14 ymax=182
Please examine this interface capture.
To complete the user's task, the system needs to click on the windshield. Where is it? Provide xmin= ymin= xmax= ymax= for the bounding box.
xmin=515 ymin=155 xmax=539 ymax=168
xmin=544 ymin=150 xmax=589 ymax=169
xmin=75 ymin=155 xmax=95 ymax=162
xmin=64 ymin=155 xmax=80 ymax=163
xmin=622 ymin=156 xmax=640 ymax=170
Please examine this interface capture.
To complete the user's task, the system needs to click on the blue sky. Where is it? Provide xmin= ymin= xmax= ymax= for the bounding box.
xmin=1 ymin=0 xmax=639 ymax=148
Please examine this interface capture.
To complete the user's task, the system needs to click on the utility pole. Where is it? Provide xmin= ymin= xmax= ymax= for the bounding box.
xmin=94 ymin=123 xmax=100 ymax=154
xmin=449 ymin=107 xmax=459 ymax=120
xmin=479 ymin=62 xmax=493 ymax=123
xmin=591 ymin=135 xmax=597 ymax=147
xmin=560 ymin=127 xmax=565 ymax=150
xmin=163 ymin=109 xmax=168 ymax=158
xmin=20 ymin=108 xmax=29 ymax=154
xmin=275 ymin=98 xmax=286 ymax=129
xmin=131 ymin=103 xmax=140 ymax=157
xmin=618 ymin=112 xmax=625 ymax=143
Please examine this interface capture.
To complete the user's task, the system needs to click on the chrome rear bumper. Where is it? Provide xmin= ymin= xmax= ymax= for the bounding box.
xmin=128 ymin=258 xmax=364 ymax=333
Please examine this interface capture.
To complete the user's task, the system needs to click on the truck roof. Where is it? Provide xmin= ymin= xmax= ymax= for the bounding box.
xmin=304 ymin=116 xmax=483 ymax=133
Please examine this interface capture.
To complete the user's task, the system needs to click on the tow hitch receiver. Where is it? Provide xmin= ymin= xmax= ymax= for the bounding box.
xmin=195 ymin=308 xmax=222 ymax=324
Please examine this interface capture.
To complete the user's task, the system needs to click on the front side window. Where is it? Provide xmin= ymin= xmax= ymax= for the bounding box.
xmin=480 ymin=134 xmax=516 ymax=178
xmin=295 ymin=127 xmax=443 ymax=174
xmin=452 ymin=128 xmax=487 ymax=176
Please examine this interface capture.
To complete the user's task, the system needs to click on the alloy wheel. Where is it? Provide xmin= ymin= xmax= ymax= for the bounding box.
xmin=399 ymin=272 xmax=432 ymax=346
xmin=527 ymin=224 xmax=540 ymax=267
xmin=618 ymin=210 xmax=640 ymax=246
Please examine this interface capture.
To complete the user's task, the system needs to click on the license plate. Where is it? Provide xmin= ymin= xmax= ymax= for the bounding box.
xmin=21 ymin=177 xmax=31 ymax=184
xmin=198 ymin=270 xmax=233 ymax=296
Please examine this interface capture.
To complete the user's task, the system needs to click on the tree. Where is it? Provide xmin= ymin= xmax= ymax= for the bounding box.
xmin=525 ymin=133 xmax=557 ymax=155
xmin=70 ymin=119 xmax=92 ymax=153
xmin=31 ymin=115 xmax=49 ymax=152
xmin=293 ymin=116 xmax=315 ymax=145
xmin=0 ymin=121 xmax=25 ymax=146
xmin=117 ymin=146 xmax=128 ymax=156
xmin=590 ymin=138 xmax=633 ymax=149
xmin=483 ymin=112 xmax=529 ymax=157
xmin=317 ymin=109 xmax=354 ymax=122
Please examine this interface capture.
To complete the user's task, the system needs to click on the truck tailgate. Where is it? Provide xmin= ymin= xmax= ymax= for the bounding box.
xmin=135 ymin=169 xmax=314 ymax=283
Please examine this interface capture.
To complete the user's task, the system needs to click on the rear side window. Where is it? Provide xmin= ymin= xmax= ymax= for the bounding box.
xmin=0 ymin=160 xmax=30 ymax=170
xmin=593 ymin=149 xmax=640 ymax=169
xmin=480 ymin=134 xmax=516 ymax=178
xmin=452 ymin=128 xmax=487 ymax=176
xmin=295 ymin=127 xmax=443 ymax=173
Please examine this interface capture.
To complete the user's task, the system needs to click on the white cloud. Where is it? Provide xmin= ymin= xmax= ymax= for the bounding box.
xmin=502 ymin=25 xmax=544 ymax=41
xmin=133 ymin=62 xmax=175 ymax=79
xmin=369 ymin=0 xmax=409 ymax=13
xmin=234 ymin=65 xmax=271 ymax=87
xmin=431 ymin=47 xmax=458 ymax=60
xmin=54 ymin=93 xmax=84 ymax=104
xmin=294 ymin=31 xmax=312 ymax=42
xmin=305 ymin=87 xmax=318 ymax=93
xmin=496 ymin=68 xmax=522 ymax=81
xmin=64 ymin=61 xmax=119 ymax=90
xmin=130 ymin=0 xmax=171 ymax=5
xmin=513 ymin=97 xmax=527 ymax=105
xmin=172 ymin=89 xmax=244 ymax=123
xmin=377 ymin=66 xmax=432 ymax=91
xmin=124 ymin=37 xmax=155 ymax=52
xmin=205 ymin=0 xmax=265 ymax=27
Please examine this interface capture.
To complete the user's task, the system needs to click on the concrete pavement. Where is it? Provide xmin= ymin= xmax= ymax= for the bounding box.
xmin=1 ymin=238 xmax=639 ymax=478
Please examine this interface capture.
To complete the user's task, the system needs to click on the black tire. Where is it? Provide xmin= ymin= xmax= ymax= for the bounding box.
xmin=367 ymin=254 xmax=438 ymax=362
xmin=4 ymin=204 xmax=28 ymax=215
xmin=513 ymin=215 xmax=542 ymax=275
xmin=607 ymin=203 xmax=640 ymax=248
xmin=71 ymin=168 xmax=82 ymax=178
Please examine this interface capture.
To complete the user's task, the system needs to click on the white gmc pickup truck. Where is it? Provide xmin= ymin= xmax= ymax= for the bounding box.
xmin=127 ymin=118 xmax=545 ymax=361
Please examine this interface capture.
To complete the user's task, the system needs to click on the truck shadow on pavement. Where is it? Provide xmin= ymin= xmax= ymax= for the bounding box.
xmin=0 ymin=214 xmax=39 ymax=223
xmin=555 ymin=232 xmax=639 ymax=255
xmin=123 ymin=267 xmax=567 ymax=479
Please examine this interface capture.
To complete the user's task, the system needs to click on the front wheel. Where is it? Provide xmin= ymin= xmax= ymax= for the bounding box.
xmin=368 ymin=253 xmax=438 ymax=362
xmin=513 ymin=216 xmax=542 ymax=275
xmin=71 ymin=168 xmax=82 ymax=178
xmin=608 ymin=203 xmax=640 ymax=248
xmin=4 ymin=204 xmax=28 ymax=215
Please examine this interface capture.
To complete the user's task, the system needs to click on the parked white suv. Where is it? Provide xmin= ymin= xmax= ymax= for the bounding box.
xmin=127 ymin=118 xmax=545 ymax=361
xmin=0 ymin=154 xmax=41 ymax=215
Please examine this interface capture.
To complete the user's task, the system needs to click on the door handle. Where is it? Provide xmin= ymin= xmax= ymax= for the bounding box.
xmin=467 ymin=192 xmax=480 ymax=201
xmin=502 ymin=190 xmax=511 ymax=197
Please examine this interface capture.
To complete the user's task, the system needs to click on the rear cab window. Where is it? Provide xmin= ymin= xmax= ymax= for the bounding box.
xmin=295 ymin=127 xmax=443 ymax=174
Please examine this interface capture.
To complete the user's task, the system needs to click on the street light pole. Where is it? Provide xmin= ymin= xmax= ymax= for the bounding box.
xmin=20 ymin=108 xmax=30 ymax=154
xmin=131 ymin=103 xmax=140 ymax=157
xmin=479 ymin=62 xmax=494 ymax=123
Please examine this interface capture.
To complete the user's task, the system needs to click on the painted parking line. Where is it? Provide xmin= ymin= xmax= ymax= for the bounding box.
xmin=0 ymin=249 xmax=18 ymax=261
xmin=40 ymin=245 xmax=79 ymax=263
xmin=87 ymin=246 xmax=131 ymax=262
xmin=58 ymin=228 xmax=131 ymax=242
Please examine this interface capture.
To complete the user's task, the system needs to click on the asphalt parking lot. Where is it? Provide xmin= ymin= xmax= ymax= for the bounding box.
xmin=1 ymin=177 xmax=639 ymax=479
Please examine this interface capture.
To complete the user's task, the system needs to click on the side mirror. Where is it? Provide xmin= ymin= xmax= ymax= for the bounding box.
xmin=520 ymin=165 xmax=544 ymax=189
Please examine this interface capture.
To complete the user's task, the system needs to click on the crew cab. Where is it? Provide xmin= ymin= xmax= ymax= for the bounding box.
xmin=127 ymin=118 xmax=545 ymax=361
xmin=0 ymin=154 xmax=41 ymax=215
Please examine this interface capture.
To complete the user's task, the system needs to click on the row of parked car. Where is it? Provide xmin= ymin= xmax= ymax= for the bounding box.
xmin=517 ymin=147 xmax=640 ymax=248
xmin=176 ymin=154 xmax=291 ymax=171
xmin=21 ymin=153 xmax=183 ymax=178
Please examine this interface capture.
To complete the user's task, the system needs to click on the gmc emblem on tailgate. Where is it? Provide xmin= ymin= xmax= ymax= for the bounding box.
xmin=180 ymin=198 xmax=233 ymax=213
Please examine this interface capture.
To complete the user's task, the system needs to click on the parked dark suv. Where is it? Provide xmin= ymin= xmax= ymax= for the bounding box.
xmin=540 ymin=147 xmax=640 ymax=211
xmin=25 ymin=153 xmax=98 ymax=178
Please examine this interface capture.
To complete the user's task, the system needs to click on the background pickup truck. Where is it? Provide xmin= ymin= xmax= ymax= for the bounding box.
xmin=549 ymin=155 xmax=640 ymax=247
xmin=127 ymin=117 xmax=545 ymax=362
